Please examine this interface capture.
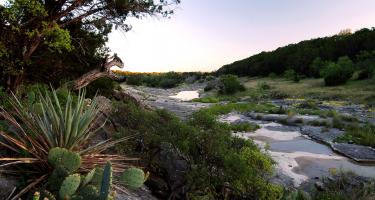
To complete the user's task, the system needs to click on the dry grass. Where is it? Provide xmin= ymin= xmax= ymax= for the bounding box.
xmin=243 ymin=77 xmax=375 ymax=105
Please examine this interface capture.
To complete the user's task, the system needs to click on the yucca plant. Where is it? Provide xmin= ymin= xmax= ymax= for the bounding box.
xmin=0 ymin=88 xmax=137 ymax=199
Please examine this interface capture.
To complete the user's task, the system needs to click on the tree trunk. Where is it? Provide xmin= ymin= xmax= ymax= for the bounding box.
xmin=73 ymin=54 xmax=124 ymax=90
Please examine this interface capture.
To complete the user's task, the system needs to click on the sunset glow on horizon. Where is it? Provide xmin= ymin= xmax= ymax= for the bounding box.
xmin=107 ymin=0 xmax=375 ymax=72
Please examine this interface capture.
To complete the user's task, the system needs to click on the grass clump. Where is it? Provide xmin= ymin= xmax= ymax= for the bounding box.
xmin=192 ymin=96 xmax=219 ymax=103
xmin=227 ymin=122 xmax=260 ymax=132
xmin=336 ymin=123 xmax=375 ymax=147
xmin=312 ymin=171 xmax=375 ymax=200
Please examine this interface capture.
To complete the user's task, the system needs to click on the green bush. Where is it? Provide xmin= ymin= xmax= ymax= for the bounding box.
xmin=85 ymin=77 xmax=118 ymax=98
xmin=321 ymin=57 xmax=354 ymax=86
xmin=218 ymin=74 xmax=245 ymax=94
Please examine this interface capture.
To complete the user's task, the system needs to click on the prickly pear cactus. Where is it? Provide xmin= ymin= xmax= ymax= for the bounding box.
xmin=48 ymin=147 xmax=81 ymax=173
xmin=48 ymin=165 xmax=70 ymax=192
xmin=90 ymin=167 xmax=104 ymax=189
xmin=78 ymin=185 xmax=99 ymax=199
xmin=99 ymin=162 xmax=112 ymax=200
xmin=120 ymin=168 xmax=147 ymax=189
xmin=59 ymin=174 xmax=81 ymax=200
xmin=81 ymin=168 xmax=96 ymax=188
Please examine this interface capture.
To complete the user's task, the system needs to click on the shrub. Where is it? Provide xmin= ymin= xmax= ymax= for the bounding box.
xmin=218 ymin=74 xmax=245 ymax=94
xmin=310 ymin=57 xmax=328 ymax=78
xmin=321 ymin=57 xmax=354 ymax=86
xmin=86 ymin=77 xmax=118 ymax=98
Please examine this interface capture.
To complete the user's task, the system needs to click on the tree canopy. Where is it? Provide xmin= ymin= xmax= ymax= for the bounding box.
xmin=216 ymin=28 xmax=375 ymax=79
xmin=0 ymin=0 xmax=180 ymax=90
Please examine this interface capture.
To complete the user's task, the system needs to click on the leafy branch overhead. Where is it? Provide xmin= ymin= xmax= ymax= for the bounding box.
xmin=0 ymin=0 xmax=180 ymax=90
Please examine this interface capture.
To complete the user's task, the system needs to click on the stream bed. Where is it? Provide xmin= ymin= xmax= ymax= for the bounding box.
xmin=219 ymin=113 xmax=375 ymax=187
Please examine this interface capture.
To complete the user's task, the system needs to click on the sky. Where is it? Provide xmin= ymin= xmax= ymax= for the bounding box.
xmin=107 ymin=1 xmax=375 ymax=72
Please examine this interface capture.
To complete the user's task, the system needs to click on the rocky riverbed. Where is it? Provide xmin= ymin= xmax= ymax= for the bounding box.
xmin=120 ymin=83 xmax=375 ymax=190
xmin=120 ymin=83 xmax=211 ymax=119
xmin=219 ymin=112 xmax=375 ymax=188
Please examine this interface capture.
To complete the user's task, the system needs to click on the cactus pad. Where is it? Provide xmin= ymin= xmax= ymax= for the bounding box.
xmin=59 ymin=174 xmax=81 ymax=200
xmin=120 ymin=168 xmax=146 ymax=189
xmin=48 ymin=147 xmax=81 ymax=173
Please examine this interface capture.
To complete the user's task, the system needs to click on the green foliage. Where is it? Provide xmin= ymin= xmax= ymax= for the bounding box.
xmin=48 ymin=147 xmax=81 ymax=173
xmin=86 ymin=77 xmax=118 ymax=98
xmin=111 ymin=101 xmax=281 ymax=198
xmin=312 ymin=172 xmax=375 ymax=200
xmin=0 ymin=0 xmax=180 ymax=89
xmin=310 ymin=57 xmax=327 ymax=78
xmin=284 ymin=69 xmax=300 ymax=82
xmin=120 ymin=168 xmax=147 ymax=189
xmin=217 ymin=28 xmax=375 ymax=80
xmin=43 ymin=22 xmax=73 ymax=53
xmin=337 ymin=123 xmax=375 ymax=147
xmin=0 ymin=87 xmax=137 ymax=198
xmin=125 ymin=72 xmax=209 ymax=88
xmin=218 ymin=74 xmax=245 ymax=94
xmin=321 ymin=57 xmax=355 ymax=86
xmin=192 ymin=97 xmax=219 ymax=103
xmin=227 ymin=122 xmax=260 ymax=132
xmin=59 ymin=174 xmax=81 ymax=200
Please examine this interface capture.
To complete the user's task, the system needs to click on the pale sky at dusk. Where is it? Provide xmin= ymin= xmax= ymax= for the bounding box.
xmin=108 ymin=0 xmax=375 ymax=72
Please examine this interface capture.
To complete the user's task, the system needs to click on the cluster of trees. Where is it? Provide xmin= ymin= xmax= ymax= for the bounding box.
xmin=217 ymin=28 xmax=375 ymax=84
xmin=126 ymin=71 xmax=211 ymax=88
xmin=0 ymin=0 xmax=180 ymax=91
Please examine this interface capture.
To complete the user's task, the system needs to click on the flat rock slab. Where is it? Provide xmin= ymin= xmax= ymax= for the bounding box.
xmin=331 ymin=143 xmax=375 ymax=163
xmin=265 ymin=125 xmax=300 ymax=132
xmin=300 ymin=126 xmax=344 ymax=143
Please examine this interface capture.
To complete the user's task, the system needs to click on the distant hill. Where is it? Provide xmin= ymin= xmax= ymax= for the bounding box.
xmin=216 ymin=28 xmax=375 ymax=77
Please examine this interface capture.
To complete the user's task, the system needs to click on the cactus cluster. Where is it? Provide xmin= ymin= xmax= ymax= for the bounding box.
xmin=43 ymin=147 xmax=148 ymax=200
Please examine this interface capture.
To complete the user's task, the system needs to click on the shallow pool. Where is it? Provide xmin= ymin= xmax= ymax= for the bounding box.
xmin=169 ymin=90 xmax=199 ymax=101
xmin=220 ymin=113 xmax=375 ymax=187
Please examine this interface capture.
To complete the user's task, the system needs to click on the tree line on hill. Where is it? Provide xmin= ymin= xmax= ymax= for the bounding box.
xmin=216 ymin=28 xmax=375 ymax=86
